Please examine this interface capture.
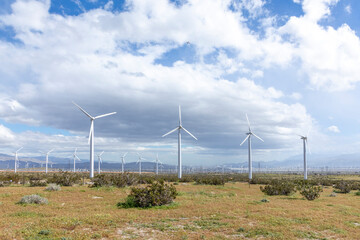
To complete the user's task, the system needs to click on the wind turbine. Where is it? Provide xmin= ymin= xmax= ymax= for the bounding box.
xmin=136 ymin=153 xmax=145 ymax=174
xmin=299 ymin=127 xmax=311 ymax=180
xmin=162 ymin=106 xmax=197 ymax=179
xmin=14 ymin=147 xmax=23 ymax=173
xmin=73 ymin=102 xmax=116 ymax=178
xmin=97 ymin=151 xmax=104 ymax=174
xmin=153 ymin=154 xmax=162 ymax=175
xmin=240 ymin=114 xmax=264 ymax=180
xmin=39 ymin=149 xmax=54 ymax=173
xmin=121 ymin=152 xmax=128 ymax=173
xmin=73 ymin=148 xmax=81 ymax=172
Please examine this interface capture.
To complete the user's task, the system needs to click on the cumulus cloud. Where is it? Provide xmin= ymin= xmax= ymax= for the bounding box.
xmin=327 ymin=125 xmax=340 ymax=133
xmin=0 ymin=0 xmax=353 ymax=164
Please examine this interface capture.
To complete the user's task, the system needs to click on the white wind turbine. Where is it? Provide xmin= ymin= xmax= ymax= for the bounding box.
xmin=39 ymin=149 xmax=54 ymax=173
xmin=299 ymin=127 xmax=311 ymax=180
xmin=121 ymin=152 xmax=128 ymax=173
xmin=73 ymin=148 xmax=81 ymax=172
xmin=240 ymin=114 xmax=264 ymax=180
xmin=14 ymin=147 xmax=23 ymax=173
xmin=97 ymin=151 xmax=104 ymax=174
xmin=73 ymin=102 xmax=116 ymax=178
xmin=162 ymin=106 xmax=197 ymax=179
xmin=136 ymin=153 xmax=145 ymax=174
xmin=153 ymin=154 xmax=162 ymax=175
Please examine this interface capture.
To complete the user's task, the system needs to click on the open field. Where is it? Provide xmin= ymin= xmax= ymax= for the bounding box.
xmin=1 ymin=175 xmax=360 ymax=240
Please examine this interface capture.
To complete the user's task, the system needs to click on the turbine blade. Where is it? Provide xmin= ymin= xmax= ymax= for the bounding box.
xmin=162 ymin=127 xmax=179 ymax=137
xmin=88 ymin=121 xmax=94 ymax=145
xmin=240 ymin=135 xmax=250 ymax=146
xmin=179 ymin=105 xmax=182 ymax=126
xmin=252 ymin=133 xmax=264 ymax=142
xmin=100 ymin=151 xmax=104 ymax=156
xmin=74 ymin=148 xmax=77 ymax=154
xmin=95 ymin=112 xmax=117 ymax=119
xmin=123 ymin=152 xmax=128 ymax=158
xmin=48 ymin=148 xmax=55 ymax=154
xmin=73 ymin=101 xmax=93 ymax=119
xmin=182 ymin=127 xmax=198 ymax=140
xmin=307 ymin=125 xmax=312 ymax=137
xmin=75 ymin=156 xmax=81 ymax=161
xmin=245 ymin=113 xmax=251 ymax=131
xmin=306 ymin=139 xmax=311 ymax=155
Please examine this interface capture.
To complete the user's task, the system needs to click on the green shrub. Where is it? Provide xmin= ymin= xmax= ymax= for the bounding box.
xmin=48 ymin=171 xmax=81 ymax=186
xmin=194 ymin=175 xmax=227 ymax=185
xmin=260 ymin=180 xmax=296 ymax=196
xmin=91 ymin=173 xmax=138 ymax=188
xmin=298 ymin=184 xmax=323 ymax=200
xmin=45 ymin=184 xmax=61 ymax=191
xmin=18 ymin=194 xmax=48 ymax=205
xmin=118 ymin=181 xmax=178 ymax=208
xmin=334 ymin=181 xmax=352 ymax=193
xmin=355 ymin=191 xmax=360 ymax=196
xmin=29 ymin=178 xmax=47 ymax=187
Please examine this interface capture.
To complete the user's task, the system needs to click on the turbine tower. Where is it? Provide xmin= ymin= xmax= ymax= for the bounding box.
xmin=40 ymin=149 xmax=54 ymax=174
xmin=299 ymin=127 xmax=311 ymax=180
xmin=73 ymin=148 xmax=81 ymax=172
xmin=240 ymin=114 xmax=264 ymax=180
xmin=121 ymin=152 xmax=128 ymax=173
xmin=73 ymin=102 xmax=116 ymax=178
xmin=14 ymin=147 xmax=23 ymax=173
xmin=136 ymin=153 xmax=145 ymax=174
xmin=97 ymin=151 xmax=104 ymax=174
xmin=154 ymin=154 xmax=162 ymax=175
xmin=162 ymin=106 xmax=197 ymax=179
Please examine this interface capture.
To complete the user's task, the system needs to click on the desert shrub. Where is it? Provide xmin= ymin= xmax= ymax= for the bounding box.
xmin=334 ymin=181 xmax=352 ymax=193
xmin=45 ymin=184 xmax=61 ymax=191
xmin=18 ymin=194 xmax=48 ymax=205
xmin=260 ymin=180 xmax=296 ymax=196
xmin=118 ymin=180 xmax=177 ymax=208
xmin=355 ymin=191 xmax=360 ymax=196
xmin=298 ymin=184 xmax=323 ymax=200
xmin=48 ymin=171 xmax=81 ymax=186
xmin=91 ymin=173 xmax=138 ymax=188
xmin=29 ymin=177 xmax=47 ymax=187
xmin=194 ymin=175 xmax=227 ymax=185
xmin=0 ymin=173 xmax=21 ymax=183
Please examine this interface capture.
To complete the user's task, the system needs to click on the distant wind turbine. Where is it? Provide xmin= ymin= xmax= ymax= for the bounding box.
xmin=73 ymin=101 xmax=116 ymax=178
xmin=121 ymin=152 xmax=128 ymax=173
xmin=136 ymin=153 xmax=145 ymax=174
xmin=14 ymin=147 xmax=23 ymax=173
xmin=153 ymin=154 xmax=162 ymax=175
xmin=40 ymin=149 xmax=54 ymax=173
xmin=73 ymin=148 xmax=81 ymax=172
xmin=97 ymin=151 xmax=104 ymax=174
xmin=299 ymin=127 xmax=311 ymax=180
xmin=240 ymin=114 xmax=264 ymax=180
xmin=162 ymin=106 xmax=197 ymax=179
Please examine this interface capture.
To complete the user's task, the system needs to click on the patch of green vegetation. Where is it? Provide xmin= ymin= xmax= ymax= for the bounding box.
xmin=294 ymin=230 xmax=321 ymax=239
xmin=245 ymin=228 xmax=283 ymax=238
xmin=140 ymin=222 xmax=178 ymax=231
xmin=193 ymin=219 xmax=229 ymax=230
xmin=293 ymin=217 xmax=311 ymax=224
xmin=9 ymin=211 xmax=47 ymax=218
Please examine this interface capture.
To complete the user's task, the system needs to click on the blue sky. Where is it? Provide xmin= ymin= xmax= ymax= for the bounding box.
xmin=0 ymin=0 xmax=360 ymax=165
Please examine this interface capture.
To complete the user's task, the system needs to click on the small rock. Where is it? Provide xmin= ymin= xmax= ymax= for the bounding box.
xmin=92 ymin=196 xmax=103 ymax=199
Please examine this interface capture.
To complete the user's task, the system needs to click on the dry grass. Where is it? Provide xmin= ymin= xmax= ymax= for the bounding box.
xmin=0 ymin=181 xmax=360 ymax=239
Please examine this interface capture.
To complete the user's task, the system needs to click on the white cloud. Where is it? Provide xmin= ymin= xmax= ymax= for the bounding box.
xmin=344 ymin=4 xmax=351 ymax=14
xmin=0 ymin=124 xmax=15 ymax=143
xmin=290 ymin=92 xmax=302 ymax=100
xmin=0 ymin=0 xmax=351 ymax=163
xmin=279 ymin=1 xmax=360 ymax=91
xmin=327 ymin=125 xmax=340 ymax=133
